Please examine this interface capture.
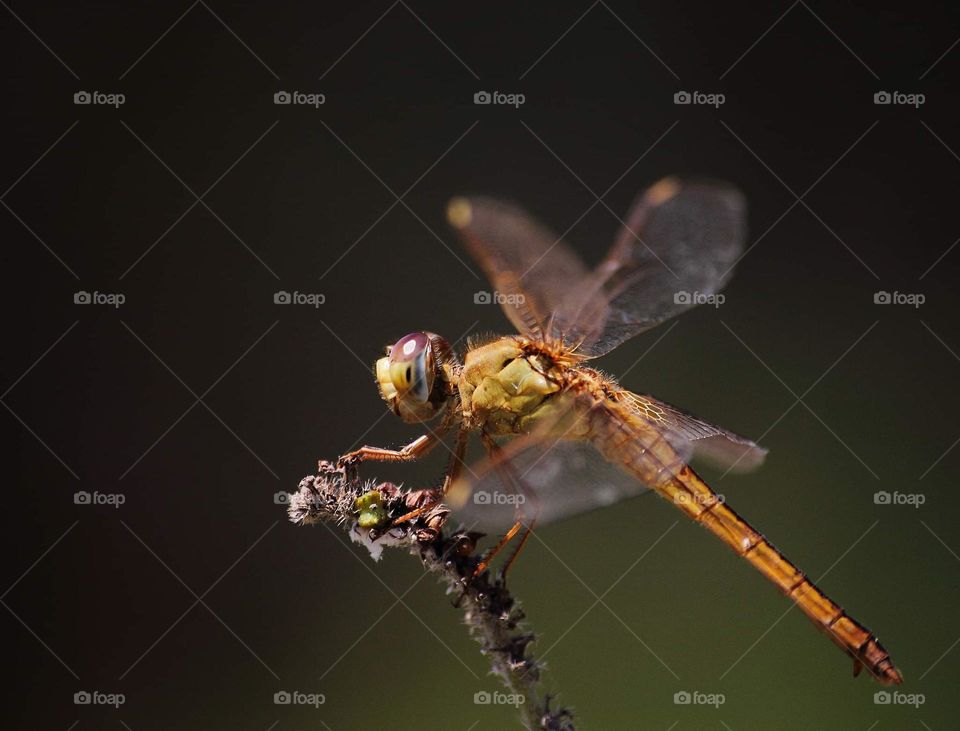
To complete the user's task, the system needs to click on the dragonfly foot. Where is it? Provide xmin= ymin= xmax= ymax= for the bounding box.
xmin=336 ymin=452 xmax=361 ymax=469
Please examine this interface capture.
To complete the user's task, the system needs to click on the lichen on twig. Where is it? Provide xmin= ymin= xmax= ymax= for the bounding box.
xmin=287 ymin=460 xmax=574 ymax=731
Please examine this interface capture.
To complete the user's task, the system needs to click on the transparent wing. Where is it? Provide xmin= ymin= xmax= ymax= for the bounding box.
xmin=623 ymin=392 xmax=768 ymax=473
xmin=448 ymin=180 xmax=746 ymax=357
xmin=560 ymin=178 xmax=747 ymax=356
xmin=446 ymin=196 xmax=604 ymax=340
xmin=448 ymin=436 xmax=651 ymax=532
xmin=447 ymin=386 xmax=765 ymax=532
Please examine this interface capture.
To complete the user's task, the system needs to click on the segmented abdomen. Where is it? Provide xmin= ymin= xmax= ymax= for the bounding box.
xmin=581 ymin=390 xmax=902 ymax=685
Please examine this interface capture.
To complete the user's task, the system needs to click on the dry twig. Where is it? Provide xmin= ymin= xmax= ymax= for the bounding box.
xmin=287 ymin=460 xmax=574 ymax=731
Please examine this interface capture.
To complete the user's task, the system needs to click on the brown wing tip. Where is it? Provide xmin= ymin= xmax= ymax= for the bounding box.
xmin=646 ymin=177 xmax=682 ymax=206
xmin=447 ymin=197 xmax=472 ymax=228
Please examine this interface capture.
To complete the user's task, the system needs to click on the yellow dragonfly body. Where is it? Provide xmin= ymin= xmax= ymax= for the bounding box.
xmin=342 ymin=178 xmax=902 ymax=685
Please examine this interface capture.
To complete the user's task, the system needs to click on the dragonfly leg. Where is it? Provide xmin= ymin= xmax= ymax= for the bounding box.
xmin=338 ymin=405 xmax=460 ymax=467
xmin=386 ymin=427 xmax=470 ymax=529
xmin=440 ymin=426 xmax=470 ymax=495
xmin=338 ymin=433 xmax=440 ymax=467
xmin=469 ymin=434 xmax=542 ymax=583
xmin=498 ymin=515 xmax=537 ymax=583
xmin=387 ymin=491 xmax=442 ymax=528
xmin=472 ymin=519 xmax=524 ymax=578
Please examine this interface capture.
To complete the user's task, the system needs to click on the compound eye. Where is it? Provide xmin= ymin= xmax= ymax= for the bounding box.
xmin=388 ymin=332 xmax=434 ymax=402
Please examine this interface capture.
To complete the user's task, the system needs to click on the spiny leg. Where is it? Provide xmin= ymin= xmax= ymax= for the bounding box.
xmin=473 ymin=519 xmax=525 ymax=578
xmin=499 ymin=514 xmax=537 ymax=580
xmin=471 ymin=433 xmax=543 ymax=582
xmin=387 ymin=426 xmax=470 ymax=529
xmin=338 ymin=407 xmax=457 ymax=467
xmin=338 ymin=434 xmax=439 ymax=466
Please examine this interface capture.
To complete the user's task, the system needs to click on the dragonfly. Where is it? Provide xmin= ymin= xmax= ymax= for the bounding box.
xmin=338 ymin=177 xmax=903 ymax=685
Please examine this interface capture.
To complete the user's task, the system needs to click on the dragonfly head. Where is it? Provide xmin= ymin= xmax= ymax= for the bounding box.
xmin=376 ymin=331 xmax=453 ymax=423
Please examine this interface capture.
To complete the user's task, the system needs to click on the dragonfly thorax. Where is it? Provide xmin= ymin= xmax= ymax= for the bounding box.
xmin=458 ymin=336 xmax=563 ymax=434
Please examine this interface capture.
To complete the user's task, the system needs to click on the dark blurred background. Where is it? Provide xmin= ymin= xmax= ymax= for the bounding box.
xmin=3 ymin=2 xmax=959 ymax=729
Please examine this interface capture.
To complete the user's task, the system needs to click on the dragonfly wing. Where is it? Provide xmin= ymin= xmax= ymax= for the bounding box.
xmin=448 ymin=434 xmax=650 ymax=532
xmin=447 ymin=196 xmax=604 ymax=339
xmin=561 ymin=178 xmax=747 ymax=356
xmin=624 ymin=392 xmax=768 ymax=473
xmin=446 ymin=385 xmax=764 ymax=532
